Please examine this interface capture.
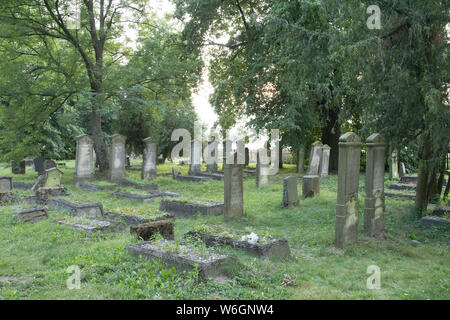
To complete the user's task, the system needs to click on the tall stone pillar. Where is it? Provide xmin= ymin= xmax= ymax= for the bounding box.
xmin=142 ymin=137 xmax=157 ymax=180
xmin=256 ymin=151 xmax=269 ymax=188
xmin=320 ymin=145 xmax=331 ymax=177
xmin=389 ymin=149 xmax=399 ymax=180
xmin=189 ymin=139 xmax=202 ymax=175
xmin=224 ymin=154 xmax=244 ymax=219
xmin=335 ymin=132 xmax=361 ymax=249
xmin=364 ymin=134 xmax=386 ymax=239
xmin=109 ymin=134 xmax=127 ymax=181
xmin=74 ymin=134 xmax=94 ymax=186
xmin=297 ymin=146 xmax=305 ymax=174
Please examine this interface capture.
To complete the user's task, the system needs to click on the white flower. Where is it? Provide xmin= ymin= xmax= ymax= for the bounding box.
xmin=242 ymin=232 xmax=259 ymax=244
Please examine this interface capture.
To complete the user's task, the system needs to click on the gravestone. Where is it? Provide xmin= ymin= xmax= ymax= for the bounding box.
xmin=43 ymin=160 xmax=56 ymax=172
xmin=319 ymin=145 xmax=331 ymax=177
xmin=224 ymin=156 xmax=244 ymax=219
xmin=297 ymin=146 xmax=305 ymax=174
xmin=364 ymin=134 xmax=386 ymax=239
xmin=256 ymin=152 xmax=269 ymax=188
xmin=0 ymin=177 xmax=13 ymax=192
xmin=42 ymin=167 xmax=63 ymax=188
xmin=141 ymin=137 xmax=157 ymax=180
xmin=307 ymin=141 xmax=323 ymax=175
xmin=189 ymin=139 xmax=202 ymax=175
xmin=302 ymin=175 xmax=320 ymax=198
xmin=33 ymin=157 xmax=45 ymax=174
xmin=281 ymin=176 xmax=299 ymax=208
xmin=335 ymin=132 xmax=361 ymax=249
xmin=206 ymin=140 xmax=219 ymax=173
xmin=389 ymin=150 xmax=399 ymax=180
xmin=399 ymin=162 xmax=406 ymax=178
xmin=172 ymin=167 xmax=179 ymax=179
xmin=11 ymin=161 xmax=26 ymax=174
xmin=109 ymin=134 xmax=127 ymax=181
xmin=13 ymin=207 xmax=48 ymax=223
xmin=74 ymin=134 xmax=94 ymax=186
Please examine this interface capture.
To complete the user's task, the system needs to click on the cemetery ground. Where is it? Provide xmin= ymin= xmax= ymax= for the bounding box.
xmin=0 ymin=161 xmax=448 ymax=300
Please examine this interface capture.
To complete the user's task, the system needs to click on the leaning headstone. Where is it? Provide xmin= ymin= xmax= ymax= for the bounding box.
xmin=256 ymin=152 xmax=269 ymax=188
xmin=281 ymin=176 xmax=299 ymax=208
xmin=335 ymin=132 xmax=361 ymax=249
xmin=74 ymin=134 xmax=94 ymax=186
xmin=109 ymin=134 xmax=127 ymax=181
xmin=297 ymin=146 xmax=305 ymax=174
xmin=189 ymin=139 xmax=202 ymax=175
xmin=0 ymin=177 xmax=13 ymax=192
xmin=319 ymin=145 xmax=331 ymax=177
xmin=11 ymin=161 xmax=26 ymax=174
xmin=364 ymin=134 xmax=386 ymax=239
xmin=141 ymin=137 xmax=157 ymax=180
xmin=307 ymin=141 xmax=323 ymax=175
xmin=43 ymin=159 xmax=56 ymax=171
xmin=33 ymin=157 xmax=45 ymax=174
xmin=224 ymin=156 xmax=244 ymax=219
xmin=389 ymin=150 xmax=399 ymax=180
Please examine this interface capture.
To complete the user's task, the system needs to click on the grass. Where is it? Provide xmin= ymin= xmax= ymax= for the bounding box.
xmin=0 ymin=161 xmax=448 ymax=300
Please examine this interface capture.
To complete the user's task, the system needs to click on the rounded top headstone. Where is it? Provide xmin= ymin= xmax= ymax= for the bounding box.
xmin=312 ymin=141 xmax=323 ymax=147
xmin=339 ymin=132 xmax=361 ymax=144
xmin=143 ymin=137 xmax=156 ymax=144
xmin=110 ymin=134 xmax=126 ymax=143
xmin=322 ymin=144 xmax=331 ymax=150
xmin=75 ymin=134 xmax=93 ymax=144
xmin=366 ymin=133 xmax=385 ymax=145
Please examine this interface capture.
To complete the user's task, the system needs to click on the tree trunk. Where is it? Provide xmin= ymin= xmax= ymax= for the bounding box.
xmin=443 ymin=173 xmax=450 ymax=201
xmin=321 ymin=108 xmax=340 ymax=172
xmin=90 ymin=110 xmax=109 ymax=173
xmin=278 ymin=146 xmax=283 ymax=169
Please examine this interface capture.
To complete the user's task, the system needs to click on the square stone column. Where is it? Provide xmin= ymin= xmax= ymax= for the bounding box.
xmin=364 ymin=133 xmax=386 ymax=239
xmin=224 ymin=155 xmax=244 ymax=219
xmin=142 ymin=137 xmax=157 ymax=180
xmin=109 ymin=134 xmax=127 ymax=181
xmin=256 ymin=151 xmax=269 ymax=188
xmin=320 ymin=145 xmax=331 ymax=177
xmin=335 ymin=132 xmax=361 ymax=249
xmin=74 ymin=134 xmax=94 ymax=186
xmin=189 ymin=139 xmax=202 ymax=175
xmin=307 ymin=141 xmax=323 ymax=175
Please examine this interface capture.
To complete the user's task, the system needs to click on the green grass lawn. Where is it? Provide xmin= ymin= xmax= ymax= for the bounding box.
xmin=0 ymin=161 xmax=448 ymax=300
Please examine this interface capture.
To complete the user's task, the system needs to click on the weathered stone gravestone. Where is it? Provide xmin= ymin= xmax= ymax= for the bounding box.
xmin=0 ymin=177 xmax=13 ymax=192
xmin=109 ymin=134 xmax=127 ymax=181
xmin=206 ymin=140 xmax=219 ymax=173
xmin=11 ymin=161 xmax=26 ymax=174
xmin=303 ymin=141 xmax=323 ymax=197
xmin=189 ymin=139 xmax=202 ymax=175
xmin=224 ymin=156 xmax=244 ymax=219
xmin=297 ymin=146 xmax=305 ymax=174
xmin=33 ymin=157 xmax=45 ymax=174
xmin=307 ymin=141 xmax=323 ymax=175
xmin=389 ymin=150 xmax=399 ymax=180
xmin=13 ymin=207 xmax=48 ymax=223
xmin=399 ymin=162 xmax=406 ymax=177
xmin=32 ymin=167 xmax=63 ymax=191
xmin=364 ymin=134 xmax=386 ymax=239
xmin=319 ymin=145 xmax=331 ymax=177
xmin=335 ymin=132 xmax=361 ymax=249
xmin=141 ymin=137 xmax=157 ymax=180
xmin=172 ymin=167 xmax=179 ymax=179
xmin=74 ymin=134 xmax=94 ymax=186
xmin=281 ymin=176 xmax=299 ymax=208
xmin=256 ymin=152 xmax=269 ymax=188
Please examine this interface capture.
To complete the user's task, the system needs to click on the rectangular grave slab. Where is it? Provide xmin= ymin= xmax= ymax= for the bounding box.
xmin=160 ymin=200 xmax=224 ymax=217
xmin=125 ymin=241 xmax=237 ymax=280
xmin=387 ymin=183 xmax=416 ymax=191
xmin=112 ymin=190 xmax=180 ymax=202
xmin=419 ymin=216 xmax=450 ymax=229
xmin=78 ymin=183 xmax=117 ymax=192
xmin=103 ymin=212 xmax=174 ymax=226
xmin=48 ymin=198 xmax=104 ymax=218
xmin=57 ymin=218 xmax=120 ymax=233
xmin=130 ymin=221 xmax=174 ymax=240
xmin=385 ymin=192 xmax=415 ymax=201
xmin=12 ymin=181 xmax=34 ymax=190
xmin=185 ymin=231 xmax=291 ymax=259
xmin=13 ymin=207 xmax=48 ymax=223
xmin=0 ymin=191 xmax=13 ymax=203
xmin=174 ymin=175 xmax=209 ymax=182
xmin=400 ymin=176 xmax=418 ymax=184
xmin=115 ymin=178 xmax=158 ymax=191
xmin=193 ymin=172 xmax=224 ymax=181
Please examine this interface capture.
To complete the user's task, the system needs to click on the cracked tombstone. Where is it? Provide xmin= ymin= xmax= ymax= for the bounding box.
xmin=189 ymin=139 xmax=202 ymax=175
xmin=320 ymin=145 xmax=331 ymax=177
xmin=256 ymin=151 xmax=269 ymax=188
xmin=303 ymin=141 xmax=322 ymax=197
xmin=141 ymin=137 xmax=157 ymax=180
xmin=74 ymin=134 xmax=94 ymax=186
xmin=335 ymin=132 xmax=361 ymax=249
xmin=281 ymin=176 xmax=299 ymax=208
xmin=109 ymin=134 xmax=127 ymax=181
xmin=364 ymin=134 xmax=386 ymax=239
xmin=224 ymin=155 xmax=244 ymax=219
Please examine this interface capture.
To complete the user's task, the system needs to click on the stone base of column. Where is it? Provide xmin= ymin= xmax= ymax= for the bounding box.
xmin=302 ymin=175 xmax=320 ymax=198
xmin=189 ymin=165 xmax=201 ymax=175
